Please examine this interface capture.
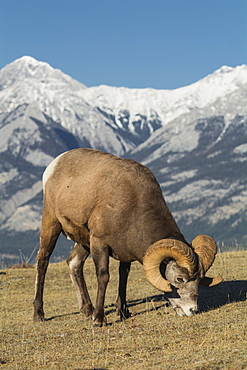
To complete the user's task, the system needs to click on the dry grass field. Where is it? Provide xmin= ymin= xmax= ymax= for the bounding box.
xmin=1 ymin=250 xmax=246 ymax=369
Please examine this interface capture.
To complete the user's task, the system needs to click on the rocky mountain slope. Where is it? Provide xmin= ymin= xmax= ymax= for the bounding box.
xmin=0 ymin=57 xmax=246 ymax=264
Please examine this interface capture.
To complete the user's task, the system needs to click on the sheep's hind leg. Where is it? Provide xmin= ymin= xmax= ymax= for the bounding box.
xmin=67 ymin=244 xmax=94 ymax=318
xmin=116 ymin=261 xmax=131 ymax=320
xmin=90 ymin=240 xmax=110 ymax=326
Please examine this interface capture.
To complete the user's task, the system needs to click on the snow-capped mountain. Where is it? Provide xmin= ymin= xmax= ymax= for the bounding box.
xmin=0 ymin=57 xmax=246 ymax=264
xmin=80 ymin=64 xmax=247 ymax=128
xmin=0 ymin=56 xmax=134 ymax=156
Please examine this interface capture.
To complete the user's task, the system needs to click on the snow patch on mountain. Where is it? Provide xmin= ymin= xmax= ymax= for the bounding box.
xmin=233 ymin=143 xmax=247 ymax=154
xmin=0 ymin=105 xmax=43 ymax=153
xmin=25 ymin=150 xmax=54 ymax=167
xmin=0 ymin=181 xmax=42 ymax=223
xmin=166 ymin=179 xmax=225 ymax=203
xmin=208 ymin=195 xmax=247 ymax=225
xmin=0 ymin=168 xmax=18 ymax=185
xmin=169 ymin=170 xmax=198 ymax=182
xmin=4 ymin=204 xmax=41 ymax=231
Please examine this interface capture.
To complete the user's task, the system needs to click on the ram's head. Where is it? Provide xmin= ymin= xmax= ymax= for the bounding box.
xmin=143 ymin=235 xmax=222 ymax=316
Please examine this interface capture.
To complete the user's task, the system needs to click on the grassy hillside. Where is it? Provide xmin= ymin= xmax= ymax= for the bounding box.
xmin=1 ymin=251 xmax=246 ymax=370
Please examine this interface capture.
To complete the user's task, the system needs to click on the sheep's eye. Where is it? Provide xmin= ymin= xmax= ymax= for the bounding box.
xmin=177 ymin=277 xmax=184 ymax=283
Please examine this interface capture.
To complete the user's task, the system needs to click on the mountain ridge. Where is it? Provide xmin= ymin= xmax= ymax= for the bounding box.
xmin=0 ymin=57 xmax=246 ymax=265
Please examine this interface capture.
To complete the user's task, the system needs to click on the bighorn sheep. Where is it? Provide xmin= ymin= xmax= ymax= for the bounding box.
xmin=33 ymin=148 xmax=222 ymax=326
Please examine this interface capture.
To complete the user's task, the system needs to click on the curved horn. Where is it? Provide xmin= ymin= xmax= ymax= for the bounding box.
xmin=191 ymin=235 xmax=217 ymax=273
xmin=143 ymin=239 xmax=197 ymax=292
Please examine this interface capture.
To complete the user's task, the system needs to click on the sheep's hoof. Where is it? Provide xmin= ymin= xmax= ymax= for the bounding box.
xmin=120 ymin=309 xmax=131 ymax=320
xmin=116 ymin=306 xmax=131 ymax=320
xmin=81 ymin=303 xmax=94 ymax=318
xmin=33 ymin=313 xmax=45 ymax=322
xmin=92 ymin=315 xmax=107 ymax=327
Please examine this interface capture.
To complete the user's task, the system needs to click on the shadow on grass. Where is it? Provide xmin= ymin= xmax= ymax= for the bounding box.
xmin=45 ymin=311 xmax=80 ymax=321
xmin=198 ymin=279 xmax=247 ymax=313
xmin=106 ymin=280 xmax=247 ymax=317
xmin=104 ymin=294 xmax=168 ymax=317
xmin=45 ymin=295 xmax=168 ymax=322
xmin=45 ymin=280 xmax=246 ymax=321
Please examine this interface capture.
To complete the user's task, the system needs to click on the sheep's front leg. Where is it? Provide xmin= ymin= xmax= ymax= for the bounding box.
xmin=33 ymin=214 xmax=61 ymax=321
xmin=116 ymin=261 xmax=131 ymax=320
xmin=67 ymin=243 xmax=94 ymax=318
xmin=91 ymin=241 xmax=110 ymax=327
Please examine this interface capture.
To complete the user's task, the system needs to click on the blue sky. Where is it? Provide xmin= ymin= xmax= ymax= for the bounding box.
xmin=0 ymin=0 xmax=246 ymax=89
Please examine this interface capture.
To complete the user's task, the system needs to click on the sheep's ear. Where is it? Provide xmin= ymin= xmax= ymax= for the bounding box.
xmin=200 ymin=276 xmax=222 ymax=287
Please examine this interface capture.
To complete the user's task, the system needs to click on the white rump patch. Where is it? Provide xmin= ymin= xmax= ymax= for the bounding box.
xmin=42 ymin=151 xmax=67 ymax=191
